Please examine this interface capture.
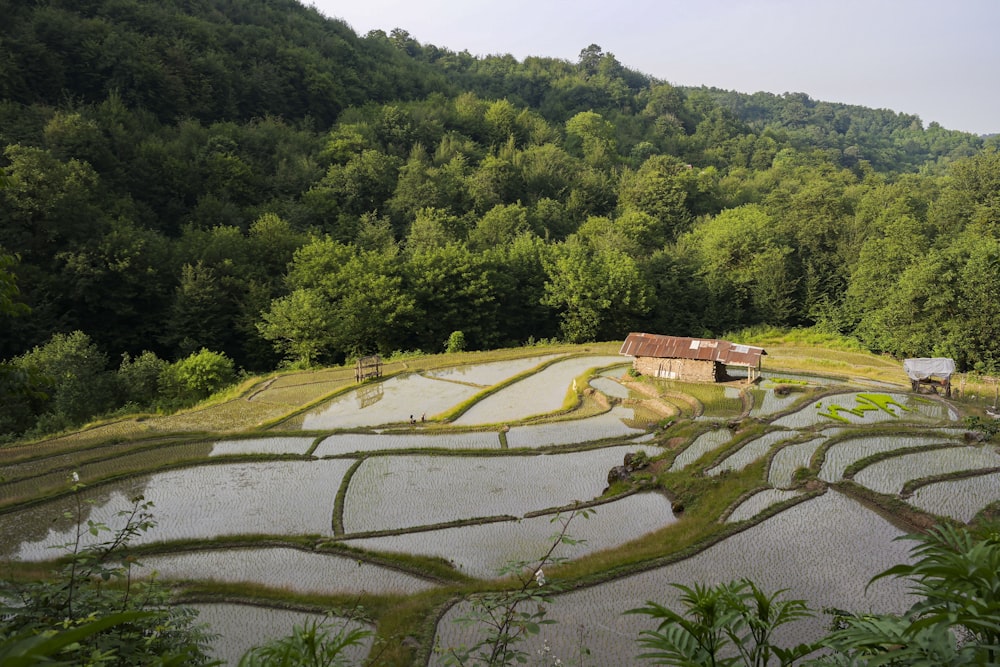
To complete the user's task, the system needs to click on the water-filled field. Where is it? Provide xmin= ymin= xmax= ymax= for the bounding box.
xmin=907 ymin=471 xmax=1000 ymax=522
xmin=342 ymin=492 xmax=676 ymax=578
xmin=707 ymin=429 xmax=798 ymax=475
xmin=669 ymin=427 xmax=732 ymax=471
xmin=772 ymin=392 xmax=956 ymax=428
xmin=768 ymin=438 xmax=825 ymax=488
xmin=209 ymin=436 xmax=316 ymax=456
xmin=6 ymin=460 xmax=355 ymax=559
xmin=341 ymin=445 xmax=644 ymax=533
xmin=453 ymin=355 xmax=624 ymax=425
xmin=726 ymin=488 xmax=804 ymax=523
xmin=852 ymin=445 xmax=1000 ymax=495
xmin=300 ymin=374 xmax=481 ymax=429
xmin=190 ymin=603 xmax=372 ymax=666
xmin=818 ymin=433 xmax=962 ymax=483
xmin=137 ymin=547 xmax=437 ymax=595
xmin=432 ymin=491 xmax=915 ymax=665
xmin=3 ymin=348 xmax=995 ymax=666
xmin=424 ymin=355 xmax=565 ymax=386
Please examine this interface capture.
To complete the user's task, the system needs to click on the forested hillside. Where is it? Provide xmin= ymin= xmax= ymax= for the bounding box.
xmin=1 ymin=0 xmax=999 ymax=441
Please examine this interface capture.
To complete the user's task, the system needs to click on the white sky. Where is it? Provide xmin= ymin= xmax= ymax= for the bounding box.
xmin=308 ymin=0 xmax=998 ymax=135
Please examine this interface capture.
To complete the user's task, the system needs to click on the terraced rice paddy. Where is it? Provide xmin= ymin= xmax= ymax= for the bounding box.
xmin=504 ymin=406 xmax=645 ymax=447
xmin=342 ymin=492 xmax=676 ymax=578
xmin=768 ymin=437 xmax=825 ymax=488
xmin=6 ymin=460 xmax=355 ymax=559
xmin=137 ymin=547 xmax=437 ymax=595
xmin=3 ymin=347 xmax=996 ymax=665
xmin=299 ymin=374 xmax=481 ymax=429
xmin=907 ymin=471 xmax=1000 ymax=522
xmin=315 ymin=430 xmax=502 ymax=454
xmin=852 ymin=445 xmax=1000 ymax=495
xmin=707 ymin=429 xmax=798 ymax=476
xmin=424 ymin=355 xmax=565 ymax=386
xmin=818 ymin=433 xmax=961 ymax=483
xmin=432 ymin=491 xmax=915 ymax=666
xmin=209 ymin=436 xmax=316 ymax=456
xmin=453 ymin=355 xmax=624 ymax=425
xmin=341 ymin=445 xmax=643 ymax=533
xmin=669 ymin=427 xmax=732 ymax=471
xmin=726 ymin=488 xmax=804 ymax=523
xmin=589 ymin=375 xmax=630 ymax=399
xmin=190 ymin=603 xmax=372 ymax=666
xmin=771 ymin=392 xmax=955 ymax=428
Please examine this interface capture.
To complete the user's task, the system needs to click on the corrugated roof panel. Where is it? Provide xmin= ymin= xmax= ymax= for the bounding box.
xmin=620 ymin=333 xmax=766 ymax=367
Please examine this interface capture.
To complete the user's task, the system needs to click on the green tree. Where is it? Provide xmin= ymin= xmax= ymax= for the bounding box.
xmin=258 ymin=288 xmax=335 ymax=368
xmin=616 ymin=155 xmax=691 ymax=241
xmin=565 ymin=110 xmax=617 ymax=167
xmin=542 ymin=238 xmax=650 ymax=342
xmin=13 ymin=330 xmax=116 ymax=435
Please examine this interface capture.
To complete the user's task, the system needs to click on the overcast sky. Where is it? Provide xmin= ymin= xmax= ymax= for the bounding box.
xmin=308 ymin=0 xmax=998 ymax=135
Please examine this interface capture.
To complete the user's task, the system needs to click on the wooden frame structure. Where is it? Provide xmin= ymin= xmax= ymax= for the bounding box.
xmin=355 ymin=354 xmax=382 ymax=383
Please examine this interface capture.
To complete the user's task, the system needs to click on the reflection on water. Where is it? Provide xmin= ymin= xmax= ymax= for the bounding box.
xmin=356 ymin=382 xmax=384 ymax=408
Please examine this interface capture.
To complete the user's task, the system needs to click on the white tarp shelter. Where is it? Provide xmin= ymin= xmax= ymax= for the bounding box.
xmin=903 ymin=358 xmax=956 ymax=381
xmin=903 ymin=357 xmax=955 ymax=397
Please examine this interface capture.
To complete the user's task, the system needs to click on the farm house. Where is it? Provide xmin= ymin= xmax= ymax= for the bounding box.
xmin=619 ymin=332 xmax=767 ymax=383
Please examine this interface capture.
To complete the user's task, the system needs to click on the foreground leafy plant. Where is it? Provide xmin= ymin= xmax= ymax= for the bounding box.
xmin=238 ymin=616 xmax=372 ymax=667
xmin=627 ymin=579 xmax=814 ymax=666
xmin=438 ymin=508 xmax=593 ymax=666
xmin=813 ymin=524 xmax=1000 ymax=665
xmin=0 ymin=475 xmax=215 ymax=666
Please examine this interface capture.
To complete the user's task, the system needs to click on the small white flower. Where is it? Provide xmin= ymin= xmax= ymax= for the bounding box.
xmin=534 ymin=568 xmax=546 ymax=586
xmin=71 ymin=471 xmax=80 ymax=483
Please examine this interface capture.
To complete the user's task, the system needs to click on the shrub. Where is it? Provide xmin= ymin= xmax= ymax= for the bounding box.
xmin=445 ymin=330 xmax=467 ymax=353
xmin=117 ymin=350 xmax=168 ymax=409
xmin=159 ymin=348 xmax=236 ymax=408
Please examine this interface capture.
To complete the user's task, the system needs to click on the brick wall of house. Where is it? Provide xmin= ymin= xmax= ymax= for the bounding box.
xmin=633 ymin=357 xmax=721 ymax=382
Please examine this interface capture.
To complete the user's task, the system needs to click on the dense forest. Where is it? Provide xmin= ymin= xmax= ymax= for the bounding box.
xmin=1 ymin=0 xmax=999 ymax=441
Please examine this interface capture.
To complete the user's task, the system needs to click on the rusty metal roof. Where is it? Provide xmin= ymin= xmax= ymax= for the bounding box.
xmin=619 ymin=332 xmax=766 ymax=367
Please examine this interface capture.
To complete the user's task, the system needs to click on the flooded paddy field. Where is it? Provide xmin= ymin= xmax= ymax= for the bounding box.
xmin=707 ymin=429 xmax=798 ymax=475
xmin=190 ymin=602 xmax=372 ymax=666
xmin=768 ymin=437 xmax=825 ymax=488
xmin=209 ymin=436 xmax=316 ymax=456
xmin=453 ymin=355 xmax=624 ymax=425
xmin=818 ymin=433 xmax=963 ymax=483
xmin=908 ymin=471 xmax=1000 ymax=522
xmin=504 ymin=406 xmax=646 ymax=447
xmin=341 ymin=445 xmax=644 ymax=533
xmin=432 ymin=491 xmax=914 ymax=665
xmin=342 ymin=492 xmax=676 ymax=578
xmin=771 ymin=392 xmax=956 ymax=429
xmin=297 ymin=374 xmax=482 ymax=429
xmin=424 ymin=354 xmax=565 ymax=386
xmin=138 ymin=547 xmax=437 ymax=595
xmin=4 ymin=460 xmax=354 ymax=559
xmin=669 ymin=427 xmax=732 ymax=471
xmin=2 ymin=346 xmax=995 ymax=665
xmin=852 ymin=445 xmax=1000 ymax=495
xmin=314 ymin=430 xmax=502 ymax=454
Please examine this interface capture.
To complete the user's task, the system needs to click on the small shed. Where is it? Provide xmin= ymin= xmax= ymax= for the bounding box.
xmin=903 ymin=358 xmax=955 ymax=397
xmin=620 ymin=332 xmax=766 ymax=383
